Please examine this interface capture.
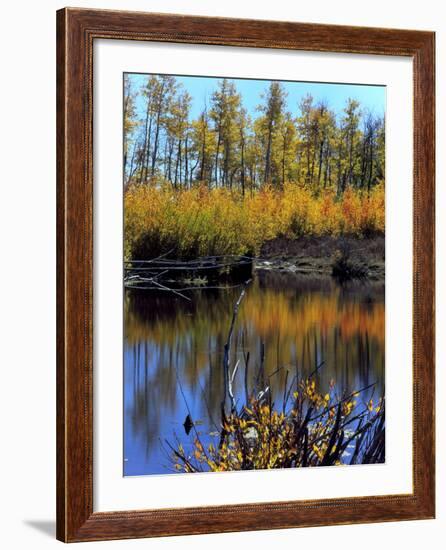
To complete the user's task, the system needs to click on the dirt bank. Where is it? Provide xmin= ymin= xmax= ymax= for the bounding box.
xmin=257 ymin=234 xmax=385 ymax=280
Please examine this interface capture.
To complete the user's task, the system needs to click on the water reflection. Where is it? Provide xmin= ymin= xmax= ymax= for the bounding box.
xmin=124 ymin=271 xmax=384 ymax=476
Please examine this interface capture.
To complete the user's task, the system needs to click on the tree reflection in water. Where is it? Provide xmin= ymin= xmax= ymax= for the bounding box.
xmin=124 ymin=272 xmax=384 ymax=476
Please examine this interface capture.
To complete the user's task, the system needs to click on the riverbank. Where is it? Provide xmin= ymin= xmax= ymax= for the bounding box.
xmin=125 ymin=184 xmax=385 ymax=261
xmin=124 ymin=234 xmax=385 ymax=293
xmin=257 ymin=234 xmax=385 ymax=280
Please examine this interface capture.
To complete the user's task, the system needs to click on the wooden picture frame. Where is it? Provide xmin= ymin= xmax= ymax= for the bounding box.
xmin=56 ymin=7 xmax=435 ymax=542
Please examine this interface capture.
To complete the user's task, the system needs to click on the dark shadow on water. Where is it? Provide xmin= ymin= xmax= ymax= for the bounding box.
xmin=23 ymin=520 xmax=55 ymax=538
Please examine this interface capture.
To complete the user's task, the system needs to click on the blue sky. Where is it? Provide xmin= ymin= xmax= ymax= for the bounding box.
xmin=127 ymin=73 xmax=385 ymax=123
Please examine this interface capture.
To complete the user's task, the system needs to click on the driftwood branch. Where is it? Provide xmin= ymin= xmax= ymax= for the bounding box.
xmin=149 ymin=279 xmax=191 ymax=301
xmin=124 ymin=254 xmax=253 ymax=298
xmin=124 ymin=254 xmax=253 ymax=265
xmin=125 ymin=260 xmax=252 ymax=271
xmin=221 ymin=279 xmax=252 ymax=415
xmin=227 ymin=359 xmax=240 ymax=412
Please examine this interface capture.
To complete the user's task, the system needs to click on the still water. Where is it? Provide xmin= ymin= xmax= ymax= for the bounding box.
xmin=124 ymin=271 xmax=384 ymax=476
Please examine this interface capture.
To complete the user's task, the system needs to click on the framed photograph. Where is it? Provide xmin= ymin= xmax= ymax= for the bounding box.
xmin=56 ymin=8 xmax=435 ymax=542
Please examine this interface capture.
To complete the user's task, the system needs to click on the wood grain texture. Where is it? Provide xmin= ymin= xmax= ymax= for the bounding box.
xmin=56 ymin=7 xmax=435 ymax=542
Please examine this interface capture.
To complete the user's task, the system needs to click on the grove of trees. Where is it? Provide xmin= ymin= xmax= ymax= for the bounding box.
xmin=124 ymin=75 xmax=385 ymax=196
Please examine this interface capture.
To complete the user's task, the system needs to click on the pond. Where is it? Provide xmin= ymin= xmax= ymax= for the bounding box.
xmin=123 ymin=270 xmax=385 ymax=476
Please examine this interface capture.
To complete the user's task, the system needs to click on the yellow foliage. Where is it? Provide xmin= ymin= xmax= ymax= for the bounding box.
xmin=124 ymin=182 xmax=385 ymax=260
xmin=172 ymin=378 xmax=385 ymax=472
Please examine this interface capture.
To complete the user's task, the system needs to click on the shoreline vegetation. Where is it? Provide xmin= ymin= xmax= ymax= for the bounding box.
xmin=124 ymin=184 xmax=385 ymax=287
xmin=169 ymin=376 xmax=385 ymax=472
xmin=124 ymin=75 xmax=385 ymax=283
xmin=166 ymin=282 xmax=385 ymax=473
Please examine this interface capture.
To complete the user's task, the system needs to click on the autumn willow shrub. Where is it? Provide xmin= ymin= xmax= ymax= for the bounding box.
xmin=124 ymin=182 xmax=385 ymax=260
xmin=125 ymin=184 xmax=252 ymax=260
xmin=170 ymin=379 xmax=385 ymax=472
